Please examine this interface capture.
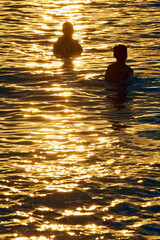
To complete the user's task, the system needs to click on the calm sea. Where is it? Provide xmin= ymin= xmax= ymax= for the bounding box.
xmin=0 ymin=0 xmax=160 ymax=239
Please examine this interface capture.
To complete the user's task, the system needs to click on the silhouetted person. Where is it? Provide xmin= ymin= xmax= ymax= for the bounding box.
xmin=53 ymin=22 xmax=83 ymax=57
xmin=105 ymin=44 xmax=133 ymax=84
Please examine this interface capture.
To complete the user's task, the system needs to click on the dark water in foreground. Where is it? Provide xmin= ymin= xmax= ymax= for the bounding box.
xmin=0 ymin=0 xmax=160 ymax=239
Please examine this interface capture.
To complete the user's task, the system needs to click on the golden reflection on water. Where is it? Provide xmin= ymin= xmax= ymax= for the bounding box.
xmin=23 ymin=0 xmax=85 ymax=74
xmin=15 ymin=237 xmax=50 ymax=240
xmin=37 ymin=223 xmax=106 ymax=236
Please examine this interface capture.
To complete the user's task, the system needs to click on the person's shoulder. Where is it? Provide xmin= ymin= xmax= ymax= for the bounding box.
xmin=105 ymin=62 xmax=116 ymax=81
xmin=72 ymin=39 xmax=83 ymax=52
xmin=110 ymin=62 xmax=119 ymax=67
xmin=53 ymin=37 xmax=64 ymax=55
xmin=107 ymin=62 xmax=118 ymax=70
xmin=54 ymin=36 xmax=66 ymax=47
xmin=128 ymin=65 xmax=133 ymax=72
xmin=126 ymin=65 xmax=134 ymax=79
xmin=54 ymin=36 xmax=64 ymax=44
xmin=72 ymin=39 xmax=82 ymax=46
xmin=126 ymin=64 xmax=133 ymax=74
xmin=72 ymin=39 xmax=79 ymax=43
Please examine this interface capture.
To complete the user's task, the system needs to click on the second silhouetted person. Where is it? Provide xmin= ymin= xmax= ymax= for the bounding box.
xmin=105 ymin=44 xmax=133 ymax=84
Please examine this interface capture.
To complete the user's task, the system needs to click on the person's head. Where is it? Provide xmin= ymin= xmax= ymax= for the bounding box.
xmin=113 ymin=44 xmax=127 ymax=63
xmin=62 ymin=22 xmax=74 ymax=38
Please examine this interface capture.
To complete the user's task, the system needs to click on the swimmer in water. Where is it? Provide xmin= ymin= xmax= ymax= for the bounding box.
xmin=53 ymin=22 xmax=83 ymax=57
xmin=105 ymin=44 xmax=133 ymax=84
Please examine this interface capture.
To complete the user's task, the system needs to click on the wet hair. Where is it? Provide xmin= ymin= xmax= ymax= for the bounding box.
xmin=113 ymin=44 xmax=127 ymax=60
xmin=62 ymin=22 xmax=74 ymax=34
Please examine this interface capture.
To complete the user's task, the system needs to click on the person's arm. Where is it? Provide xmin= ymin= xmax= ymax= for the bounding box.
xmin=72 ymin=40 xmax=83 ymax=55
xmin=125 ymin=66 xmax=134 ymax=82
xmin=105 ymin=65 xmax=113 ymax=81
xmin=53 ymin=39 xmax=61 ymax=55
xmin=77 ymin=41 xmax=83 ymax=54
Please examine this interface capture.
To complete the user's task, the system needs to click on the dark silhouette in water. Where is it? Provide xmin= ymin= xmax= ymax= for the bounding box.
xmin=105 ymin=44 xmax=133 ymax=84
xmin=105 ymin=84 xmax=133 ymax=131
xmin=53 ymin=22 xmax=83 ymax=57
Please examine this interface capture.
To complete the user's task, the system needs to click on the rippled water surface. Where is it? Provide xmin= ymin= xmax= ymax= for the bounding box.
xmin=0 ymin=0 xmax=160 ymax=239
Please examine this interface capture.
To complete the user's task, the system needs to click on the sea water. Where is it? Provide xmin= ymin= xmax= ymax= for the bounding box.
xmin=0 ymin=0 xmax=160 ymax=239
